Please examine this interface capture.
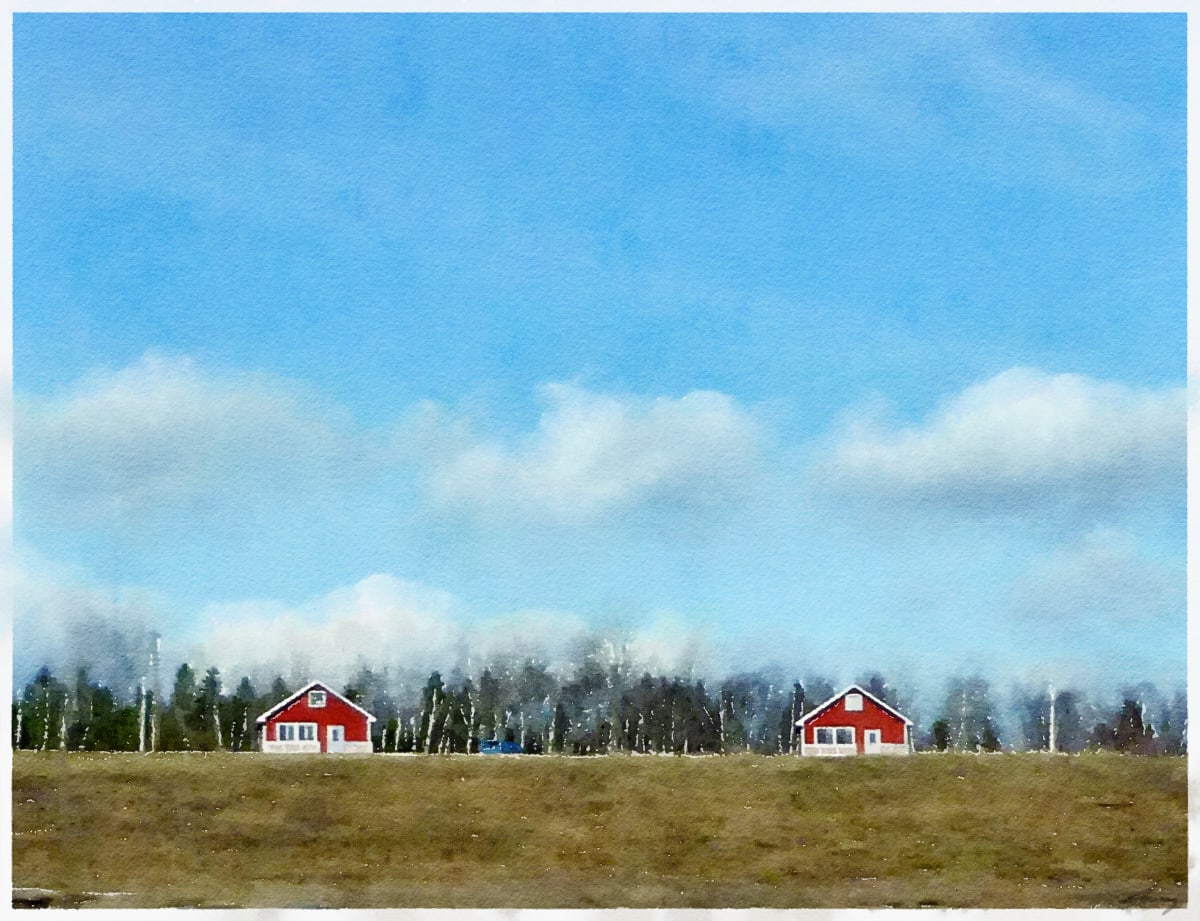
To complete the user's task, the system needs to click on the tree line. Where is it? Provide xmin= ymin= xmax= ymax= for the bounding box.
xmin=12 ymin=647 xmax=1186 ymax=756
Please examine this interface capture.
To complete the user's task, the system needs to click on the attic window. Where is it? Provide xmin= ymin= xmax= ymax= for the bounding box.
xmin=309 ymin=690 xmax=327 ymax=708
xmin=845 ymin=693 xmax=863 ymax=711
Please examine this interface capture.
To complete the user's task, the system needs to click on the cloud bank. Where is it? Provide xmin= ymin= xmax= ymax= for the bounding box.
xmin=16 ymin=353 xmax=358 ymax=527
xmin=18 ymin=355 xmax=764 ymax=532
xmin=425 ymin=382 xmax=763 ymax=523
xmin=817 ymin=367 xmax=1183 ymax=519
xmin=12 ymin=552 xmax=162 ymax=697
xmin=190 ymin=574 xmax=711 ymax=692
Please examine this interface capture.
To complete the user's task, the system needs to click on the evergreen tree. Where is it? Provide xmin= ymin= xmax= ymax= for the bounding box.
xmin=226 ymin=677 xmax=257 ymax=752
xmin=65 ymin=667 xmax=96 ymax=750
xmin=17 ymin=667 xmax=70 ymax=750
xmin=930 ymin=719 xmax=951 ymax=751
xmin=859 ymin=673 xmax=891 ymax=705
xmin=477 ymin=668 xmax=502 ymax=744
xmin=551 ymin=701 xmax=570 ymax=753
xmin=418 ymin=671 xmax=445 ymax=753
xmin=939 ymin=675 xmax=1001 ymax=752
xmin=184 ymin=667 xmax=223 ymax=751
xmin=1155 ymin=690 xmax=1187 ymax=755
xmin=268 ymin=676 xmax=291 ymax=706
xmin=159 ymin=663 xmax=197 ymax=750
xmin=1092 ymin=699 xmax=1154 ymax=754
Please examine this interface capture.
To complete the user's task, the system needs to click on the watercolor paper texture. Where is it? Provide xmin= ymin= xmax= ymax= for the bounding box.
xmin=10 ymin=12 xmax=1186 ymax=910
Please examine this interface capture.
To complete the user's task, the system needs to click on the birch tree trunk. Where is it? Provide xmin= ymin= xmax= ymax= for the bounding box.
xmin=424 ymin=688 xmax=439 ymax=754
xmin=138 ymin=681 xmax=147 ymax=753
xmin=41 ymin=687 xmax=50 ymax=752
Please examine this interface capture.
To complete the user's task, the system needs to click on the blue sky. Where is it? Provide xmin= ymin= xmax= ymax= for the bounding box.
xmin=13 ymin=14 xmax=1186 ymax=710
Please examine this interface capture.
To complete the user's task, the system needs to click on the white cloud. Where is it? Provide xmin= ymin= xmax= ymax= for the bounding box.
xmin=817 ymin=367 xmax=1183 ymax=517
xmin=18 ymin=359 xmax=765 ymax=533
xmin=192 ymin=574 xmax=464 ymax=688
xmin=190 ymin=574 xmax=601 ymax=691
xmin=426 ymin=382 xmax=763 ymax=523
xmin=704 ymin=18 xmax=1161 ymax=194
xmin=16 ymin=352 xmax=358 ymax=527
xmin=467 ymin=608 xmax=591 ymax=668
xmin=625 ymin=609 xmax=714 ymax=680
xmin=11 ymin=551 xmax=162 ymax=697
xmin=1008 ymin=528 xmax=1183 ymax=626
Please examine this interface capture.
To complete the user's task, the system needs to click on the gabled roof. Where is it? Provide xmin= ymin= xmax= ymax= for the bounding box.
xmin=795 ymin=684 xmax=912 ymax=727
xmin=255 ymin=680 xmax=377 ymax=724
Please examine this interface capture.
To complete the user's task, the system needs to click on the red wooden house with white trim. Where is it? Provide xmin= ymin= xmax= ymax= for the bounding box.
xmin=257 ymin=681 xmax=375 ymax=754
xmin=795 ymin=685 xmax=912 ymax=756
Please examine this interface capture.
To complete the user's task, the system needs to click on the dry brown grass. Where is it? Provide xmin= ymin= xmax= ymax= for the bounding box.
xmin=11 ymin=750 xmax=1186 ymax=908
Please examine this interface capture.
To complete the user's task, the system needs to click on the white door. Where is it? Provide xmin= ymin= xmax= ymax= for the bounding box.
xmin=327 ymin=725 xmax=345 ymax=753
xmin=864 ymin=729 xmax=882 ymax=754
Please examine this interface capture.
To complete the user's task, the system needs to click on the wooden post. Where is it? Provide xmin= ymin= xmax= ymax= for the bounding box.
xmin=1048 ymin=684 xmax=1056 ymax=753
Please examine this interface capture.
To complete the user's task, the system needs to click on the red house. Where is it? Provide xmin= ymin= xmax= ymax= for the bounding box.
xmin=795 ymin=685 xmax=912 ymax=756
xmin=257 ymin=681 xmax=375 ymax=754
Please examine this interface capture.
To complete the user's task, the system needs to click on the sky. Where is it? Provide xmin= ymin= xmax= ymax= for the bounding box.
xmin=12 ymin=13 xmax=1186 ymax=712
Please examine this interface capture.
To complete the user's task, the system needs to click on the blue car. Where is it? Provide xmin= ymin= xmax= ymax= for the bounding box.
xmin=479 ymin=739 xmax=523 ymax=754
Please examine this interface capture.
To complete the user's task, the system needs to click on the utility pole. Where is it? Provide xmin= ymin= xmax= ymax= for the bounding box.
xmin=791 ymin=683 xmax=804 ymax=754
xmin=958 ymin=683 xmax=968 ymax=752
xmin=149 ymin=633 xmax=161 ymax=753
xmin=138 ymin=678 xmax=147 ymax=753
xmin=1048 ymin=684 xmax=1057 ymax=754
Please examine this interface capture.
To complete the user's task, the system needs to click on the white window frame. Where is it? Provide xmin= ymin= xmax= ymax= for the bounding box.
xmin=308 ymin=690 xmax=327 ymax=708
xmin=835 ymin=727 xmax=854 ymax=745
xmin=845 ymin=693 xmax=863 ymax=711
xmin=816 ymin=727 xmax=835 ymax=745
xmin=277 ymin=722 xmax=318 ymax=742
xmin=865 ymin=729 xmax=881 ymax=745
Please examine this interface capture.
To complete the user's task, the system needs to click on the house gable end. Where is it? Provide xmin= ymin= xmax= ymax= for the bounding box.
xmin=255 ymin=681 xmax=377 ymax=725
xmin=796 ymin=684 xmax=912 ymax=728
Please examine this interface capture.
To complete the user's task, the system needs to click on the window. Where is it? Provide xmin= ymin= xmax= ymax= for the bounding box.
xmin=277 ymin=722 xmax=317 ymax=742
xmin=308 ymin=690 xmax=327 ymax=708
xmin=815 ymin=726 xmax=854 ymax=745
xmin=866 ymin=730 xmax=880 ymax=745
xmin=845 ymin=693 xmax=863 ymax=711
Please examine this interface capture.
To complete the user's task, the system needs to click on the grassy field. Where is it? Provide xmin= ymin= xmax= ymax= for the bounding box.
xmin=11 ymin=750 xmax=1186 ymax=909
